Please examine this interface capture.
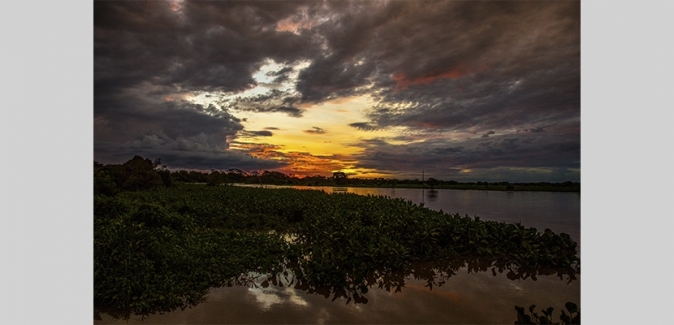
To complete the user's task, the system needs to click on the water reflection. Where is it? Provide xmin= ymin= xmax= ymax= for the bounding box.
xmin=426 ymin=189 xmax=438 ymax=202
xmin=96 ymin=258 xmax=580 ymax=324
xmin=96 ymin=256 xmax=578 ymax=323
xmin=276 ymin=257 xmax=577 ymax=305
xmin=248 ymin=285 xmax=308 ymax=310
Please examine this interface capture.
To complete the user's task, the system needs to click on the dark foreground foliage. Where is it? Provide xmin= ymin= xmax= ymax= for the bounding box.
xmin=94 ymin=181 xmax=579 ymax=318
xmin=515 ymin=302 xmax=580 ymax=324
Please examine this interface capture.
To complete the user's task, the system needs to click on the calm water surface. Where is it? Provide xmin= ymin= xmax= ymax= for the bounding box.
xmin=96 ymin=186 xmax=580 ymax=324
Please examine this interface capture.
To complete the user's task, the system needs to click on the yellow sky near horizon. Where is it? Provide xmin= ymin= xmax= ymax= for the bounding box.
xmin=184 ymin=60 xmax=419 ymax=178
xmin=229 ymin=95 xmax=406 ymax=177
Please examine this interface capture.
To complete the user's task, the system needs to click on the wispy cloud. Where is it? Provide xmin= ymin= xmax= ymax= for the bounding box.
xmin=303 ymin=126 xmax=326 ymax=134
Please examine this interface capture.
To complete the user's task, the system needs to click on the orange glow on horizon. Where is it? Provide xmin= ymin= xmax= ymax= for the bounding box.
xmin=228 ymin=95 xmax=406 ymax=178
xmin=230 ymin=141 xmax=390 ymax=178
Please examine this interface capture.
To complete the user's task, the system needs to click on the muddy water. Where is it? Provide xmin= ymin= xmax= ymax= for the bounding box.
xmin=96 ymin=186 xmax=580 ymax=324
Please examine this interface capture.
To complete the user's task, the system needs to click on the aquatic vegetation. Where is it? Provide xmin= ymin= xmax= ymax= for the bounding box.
xmin=94 ymin=192 xmax=290 ymax=316
xmin=94 ymin=183 xmax=579 ymax=317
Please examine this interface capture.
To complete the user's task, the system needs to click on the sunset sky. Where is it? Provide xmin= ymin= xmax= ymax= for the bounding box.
xmin=94 ymin=0 xmax=580 ymax=182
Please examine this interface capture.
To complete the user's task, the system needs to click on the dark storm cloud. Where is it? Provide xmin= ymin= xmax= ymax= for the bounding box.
xmin=226 ymin=89 xmax=305 ymax=117
xmin=237 ymin=104 xmax=304 ymax=117
xmin=94 ymin=1 xmax=322 ymax=134
xmin=92 ymin=92 xmax=265 ymax=169
xmin=295 ymin=56 xmax=378 ymax=102
xmin=365 ymin=68 xmax=579 ymax=135
xmin=286 ymin=1 xmax=580 ymax=139
xmin=347 ymin=138 xmax=390 ymax=147
xmin=95 ymin=94 xmax=242 ymax=147
xmin=351 ymin=131 xmax=580 ymax=181
xmin=95 ymin=0 xmax=580 ymax=180
xmin=267 ymin=67 xmax=294 ymax=76
xmin=293 ymin=1 xmax=407 ymax=101
xmin=266 ymin=105 xmax=303 ymax=117
xmin=430 ymin=146 xmax=465 ymax=155
xmin=364 ymin=1 xmax=578 ymax=136
xmin=95 ymin=1 xmax=322 ymax=94
xmin=267 ymin=66 xmax=294 ymax=83
xmin=348 ymin=122 xmax=379 ymax=131
xmin=519 ymin=125 xmax=552 ymax=133
xmin=291 ymin=1 xmax=581 ymax=180
xmin=481 ymin=131 xmax=495 ymax=138
xmin=94 ymin=1 xmax=323 ymax=169
xmin=95 ymin=142 xmax=286 ymax=171
xmin=240 ymin=130 xmax=274 ymax=137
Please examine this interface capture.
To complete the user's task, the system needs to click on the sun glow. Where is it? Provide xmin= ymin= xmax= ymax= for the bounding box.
xmin=183 ymin=63 xmax=408 ymax=177
xmin=229 ymin=95 xmax=404 ymax=177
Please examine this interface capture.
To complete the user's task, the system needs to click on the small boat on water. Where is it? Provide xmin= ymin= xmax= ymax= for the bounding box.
xmin=332 ymin=187 xmax=348 ymax=192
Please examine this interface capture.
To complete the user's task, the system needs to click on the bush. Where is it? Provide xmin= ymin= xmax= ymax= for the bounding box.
xmin=94 ymin=174 xmax=118 ymax=196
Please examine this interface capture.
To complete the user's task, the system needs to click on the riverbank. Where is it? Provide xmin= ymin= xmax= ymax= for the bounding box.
xmin=310 ymin=183 xmax=580 ymax=192
xmin=222 ymin=182 xmax=580 ymax=192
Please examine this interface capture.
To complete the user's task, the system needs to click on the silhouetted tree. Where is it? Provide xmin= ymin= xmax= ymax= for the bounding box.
xmin=120 ymin=156 xmax=164 ymax=191
xmin=206 ymin=170 xmax=228 ymax=186
xmin=333 ymin=172 xmax=347 ymax=185
xmin=226 ymin=168 xmax=247 ymax=183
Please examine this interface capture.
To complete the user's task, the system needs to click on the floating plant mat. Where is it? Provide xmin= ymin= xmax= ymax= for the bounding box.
xmin=94 ymin=184 xmax=579 ymax=321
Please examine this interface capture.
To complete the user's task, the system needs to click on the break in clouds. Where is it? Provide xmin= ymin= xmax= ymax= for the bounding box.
xmin=94 ymin=0 xmax=579 ymax=181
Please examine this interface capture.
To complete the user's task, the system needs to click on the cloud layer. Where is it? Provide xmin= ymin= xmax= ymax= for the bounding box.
xmin=94 ymin=1 xmax=580 ymax=181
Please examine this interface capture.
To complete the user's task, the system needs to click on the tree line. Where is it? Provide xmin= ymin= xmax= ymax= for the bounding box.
xmin=95 ymin=155 xmax=580 ymax=194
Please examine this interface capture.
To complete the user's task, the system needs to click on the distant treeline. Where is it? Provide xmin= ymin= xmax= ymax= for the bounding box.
xmin=94 ymin=155 xmax=580 ymax=194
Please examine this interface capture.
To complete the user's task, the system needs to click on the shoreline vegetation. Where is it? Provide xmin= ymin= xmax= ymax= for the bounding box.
xmin=244 ymin=182 xmax=580 ymax=192
xmin=94 ymin=156 xmax=580 ymax=320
